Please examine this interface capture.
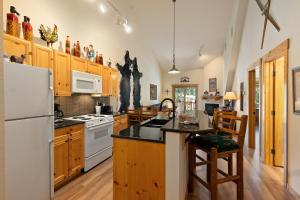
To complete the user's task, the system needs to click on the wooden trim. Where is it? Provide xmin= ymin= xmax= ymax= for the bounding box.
xmin=0 ymin=1 xmax=4 ymax=198
xmin=248 ymin=69 xmax=256 ymax=148
xmin=292 ymin=67 xmax=300 ymax=114
xmin=260 ymin=39 xmax=289 ymax=186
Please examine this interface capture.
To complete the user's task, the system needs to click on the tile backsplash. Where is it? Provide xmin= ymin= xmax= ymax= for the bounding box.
xmin=55 ymin=94 xmax=109 ymax=117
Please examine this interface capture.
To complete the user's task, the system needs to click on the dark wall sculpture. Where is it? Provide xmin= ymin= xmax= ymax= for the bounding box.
xmin=117 ymin=51 xmax=132 ymax=113
xmin=132 ymin=57 xmax=143 ymax=109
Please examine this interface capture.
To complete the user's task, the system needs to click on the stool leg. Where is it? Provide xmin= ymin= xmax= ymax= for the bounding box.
xmin=188 ymin=144 xmax=195 ymax=192
xmin=228 ymin=154 xmax=233 ymax=176
xmin=237 ymin=151 xmax=244 ymax=200
xmin=210 ymin=148 xmax=218 ymax=200
xmin=207 ymin=153 xmax=211 ymax=184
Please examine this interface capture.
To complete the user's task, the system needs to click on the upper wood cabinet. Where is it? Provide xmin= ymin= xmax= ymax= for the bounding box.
xmin=32 ymin=43 xmax=53 ymax=69
xmin=111 ymin=68 xmax=119 ymax=97
xmin=54 ymin=134 xmax=69 ymax=187
xmin=87 ymin=62 xmax=101 ymax=75
xmin=3 ymin=33 xmax=32 ymax=65
xmin=70 ymin=56 xmax=87 ymax=72
xmin=53 ymin=51 xmax=71 ymax=96
xmin=102 ymin=66 xmax=110 ymax=96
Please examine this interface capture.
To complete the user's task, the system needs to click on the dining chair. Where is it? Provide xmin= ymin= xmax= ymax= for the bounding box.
xmin=188 ymin=114 xmax=248 ymax=200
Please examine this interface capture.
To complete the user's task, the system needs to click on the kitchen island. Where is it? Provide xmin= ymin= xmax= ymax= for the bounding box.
xmin=111 ymin=111 xmax=213 ymax=200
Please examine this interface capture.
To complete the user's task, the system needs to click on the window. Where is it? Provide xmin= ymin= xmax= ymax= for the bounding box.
xmin=172 ymin=84 xmax=198 ymax=112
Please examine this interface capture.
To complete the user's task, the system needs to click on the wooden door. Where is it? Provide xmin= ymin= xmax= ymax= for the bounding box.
xmin=71 ymin=56 xmax=87 ymax=72
xmin=3 ymin=33 xmax=32 ymax=64
xmin=54 ymin=134 xmax=69 ymax=186
xmin=274 ymin=57 xmax=285 ymax=167
xmin=68 ymin=126 xmax=84 ymax=176
xmin=248 ymin=70 xmax=256 ymax=149
xmin=263 ymin=61 xmax=275 ymax=165
xmin=54 ymin=51 xmax=71 ymax=96
xmin=32 ymin=43 xmax=53 ymax=69
xmin=87 ymin=62 xmax=101 ymax=75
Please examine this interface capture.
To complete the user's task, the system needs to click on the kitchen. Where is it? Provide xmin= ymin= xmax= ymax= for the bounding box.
xmin=2 ymin=0 xmax=300 ymax=200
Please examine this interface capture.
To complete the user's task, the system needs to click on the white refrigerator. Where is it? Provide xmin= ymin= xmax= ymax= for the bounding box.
xmin=4 ymin=62 xmax=54 ymax=200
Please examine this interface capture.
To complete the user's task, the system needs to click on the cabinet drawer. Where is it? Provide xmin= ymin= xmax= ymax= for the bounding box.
xmin=68 ymin=124 xmax=84 ymax=134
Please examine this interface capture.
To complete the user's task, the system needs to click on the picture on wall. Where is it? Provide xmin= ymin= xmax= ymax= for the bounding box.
xmin=293 ymin=67 xmax=300 ymax=114
xmin=150 ymin=84 xmax=157 ymax=100
xmin=240 ymin=82 xmax=244 ymax=111
xmin=209 ymin=78 xmax=217 ymax=92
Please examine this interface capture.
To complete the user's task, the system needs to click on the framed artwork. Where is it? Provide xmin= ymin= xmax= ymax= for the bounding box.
xmin=240 ymin=82 xmax=244 ymax=111
xmin=150 ymin=84 xmax=157 ymax=100
xmin=209 ymin=78 xmax=217 ymax=92
xmin=293 ymin=67 xmax=300 ymax=114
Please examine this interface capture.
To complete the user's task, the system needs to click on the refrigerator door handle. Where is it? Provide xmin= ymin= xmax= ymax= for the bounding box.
xmin=48 ymin=70 xmax=53 ymax=91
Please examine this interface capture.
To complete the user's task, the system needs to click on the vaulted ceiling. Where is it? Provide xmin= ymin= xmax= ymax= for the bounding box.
xmin=116 ymin=0 xmax=235 ymax=72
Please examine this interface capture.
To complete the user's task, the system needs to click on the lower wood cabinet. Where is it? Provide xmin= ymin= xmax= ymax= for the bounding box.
xmin=113 ymin=114 xmax=128 ymax=133
xmin=54 ymin=124 xmax=84 ymax=189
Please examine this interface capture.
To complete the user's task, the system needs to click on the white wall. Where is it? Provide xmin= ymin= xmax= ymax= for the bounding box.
xmin=3 ymin=0 xmax=162 ymax=106
xmin=231 ymin=0 xmax=300 ymax=195
xmin=162 ymin=56 xmax=224 ymax=110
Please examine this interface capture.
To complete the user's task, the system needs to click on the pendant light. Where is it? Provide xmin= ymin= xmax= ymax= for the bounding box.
xmin=168 ymin=0 xmax=180 ymax=74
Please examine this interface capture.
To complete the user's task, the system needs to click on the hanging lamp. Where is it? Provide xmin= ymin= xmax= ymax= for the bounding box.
xmin=168 ymin=0 xmax=180 ymax=74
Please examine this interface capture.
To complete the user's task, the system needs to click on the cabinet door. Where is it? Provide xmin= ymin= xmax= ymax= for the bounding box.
xmin=54 ymin=134 xmax=69 ymax=187
xmin=32 ymin=43 xmax=53 ymax=69
xmin=87 ymin=62 xmax=101 ymax=75
xmin=54 ymin=51 xmax=71 ymax=96
xmin=68 ymin=126 xmax=84 ymax=176
xmin=102 ymin=66 xmax=110 ymax=96
xmin=111 ymin=69 xmax=119 ymax=96
xmin=3 ymin=33 xmax=32 ymax=64
xmin=71 ymin=56 xmax=87 ymax=72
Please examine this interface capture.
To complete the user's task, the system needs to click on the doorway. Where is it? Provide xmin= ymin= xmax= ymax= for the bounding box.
xmin=172 ymin=84 xmax=198 ymax=112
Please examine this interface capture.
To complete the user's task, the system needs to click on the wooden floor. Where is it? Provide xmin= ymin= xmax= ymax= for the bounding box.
xmin=54 ymin=145 xmax=296 ymax=200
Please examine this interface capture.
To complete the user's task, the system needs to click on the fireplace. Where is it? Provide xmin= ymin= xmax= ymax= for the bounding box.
xmin=205 ymin=103 xmax=219 ymax=116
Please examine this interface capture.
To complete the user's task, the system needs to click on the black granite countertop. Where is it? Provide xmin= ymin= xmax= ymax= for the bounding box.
xmin=111 ymin=110 xmax=214 ymax=144
xmin=112 ymin=112 xmax=127 ymax=117
xmin=161 ymin=111 xmax=214 ymax=134
xmin=54 ymin=119 xmax=84 ymax=129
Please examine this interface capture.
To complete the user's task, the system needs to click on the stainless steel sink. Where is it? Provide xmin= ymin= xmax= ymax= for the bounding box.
xmin=142 ymin=118 xmax=170 ymax=128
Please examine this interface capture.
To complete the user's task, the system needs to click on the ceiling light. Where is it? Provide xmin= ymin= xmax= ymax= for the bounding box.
xmin=99 ymin=3 xmax=107 ymax=13
xmin=168 ymin=0 xmax=180 ymax=75
xmin=123 ymin=23 xmax=132 ymax=33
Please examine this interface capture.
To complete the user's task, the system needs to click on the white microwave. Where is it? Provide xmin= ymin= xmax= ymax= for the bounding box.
xmin=72 ymin=70 xmax=102 ymax=94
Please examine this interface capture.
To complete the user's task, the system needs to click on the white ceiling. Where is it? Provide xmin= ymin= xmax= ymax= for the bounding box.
xmin=116 ymin=0 xmax=235 ymax=72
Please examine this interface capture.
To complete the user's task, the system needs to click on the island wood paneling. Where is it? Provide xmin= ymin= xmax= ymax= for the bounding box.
xmin=113 ymin=138 xmax=165 ymax=200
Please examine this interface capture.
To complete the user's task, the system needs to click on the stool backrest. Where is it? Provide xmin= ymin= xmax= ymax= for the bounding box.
xmin=212 ymin=109 xmax=237 ymax=130
xmin=215 ymin=114 xmax=248 ymax=148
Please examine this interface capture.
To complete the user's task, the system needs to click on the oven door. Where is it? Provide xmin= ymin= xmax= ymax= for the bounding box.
xmin=85 ymin=122 xmax=113 ymax=158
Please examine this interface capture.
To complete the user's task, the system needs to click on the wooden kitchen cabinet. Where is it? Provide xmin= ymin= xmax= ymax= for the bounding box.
xmin=54 ymin=124 xmax=84 ymax=189
xmin=87 ymin=61 xmax=102 ymax=75
xmin=54 ymin=134 xmax=69 ymax=187
xmin=3 ymin=33 xmax=32 ymax=64
xmin=113 ymin=114 xmax=128 ymax=133
xmin=71 ymin=56 xmax=87 ymax=72
xmin=53 ymin=51 xmax=71 ymax=96
xmin=32 ymin=43 xmax=53 ymax=69
xmin=68 ymin=127 xmax=84 ymax=177
xmin=102 ymin=66 xmax=110 ymax=96
xmin=111 ymin=68 xmax=119 ymax=97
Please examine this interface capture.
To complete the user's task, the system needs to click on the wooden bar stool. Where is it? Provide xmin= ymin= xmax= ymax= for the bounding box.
xmin=188 ymin=114 xmax=248 ymax=200
xmin=127 ymin=108 xmax=141 ymax=125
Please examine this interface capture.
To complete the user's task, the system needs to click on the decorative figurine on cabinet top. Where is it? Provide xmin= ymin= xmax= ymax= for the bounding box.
xmin=107 ymin=58 xmax=112 ymax=67
xmin=88 ymin=44 xmax=95 ymax=62
xmin=6 ymin=6 xmax=20 ymax=37
xmin=74 ymin=41 xmax=81 ymax=57
xmin=38 ymin=24 xmax=58 ymax=47
xmin=83 ymin=46 xmax=89 ymax=59
xmin=22 ymin=16 xmax=33 ymax=41
xmin=65 ymin=36 xmax=71 ymax=54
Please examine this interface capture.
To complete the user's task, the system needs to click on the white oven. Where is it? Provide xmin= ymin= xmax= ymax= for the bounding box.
xmin=84 ymin=121 xmax=113 ymax=172
xmin=72 ymin=70 xmax=102 ymax=94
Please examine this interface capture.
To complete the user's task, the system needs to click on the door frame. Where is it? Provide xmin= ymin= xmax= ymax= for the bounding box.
xmin=248 ymin=60 xmax=262 ymax=150
xmin=172 ymin=84 xmax=199 ymax=111
xmin=0 ymin=2 xmax=4 ymax=199
xmin=260 ymin=39 xmax=289 ymax=185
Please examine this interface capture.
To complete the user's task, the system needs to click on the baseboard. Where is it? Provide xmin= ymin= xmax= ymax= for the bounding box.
xmin=287 ymin=184 xmax=300 ymax=199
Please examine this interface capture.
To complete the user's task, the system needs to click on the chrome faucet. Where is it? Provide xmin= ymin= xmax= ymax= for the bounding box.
xmin=159 ymin=98 xmax=176 ymax=119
